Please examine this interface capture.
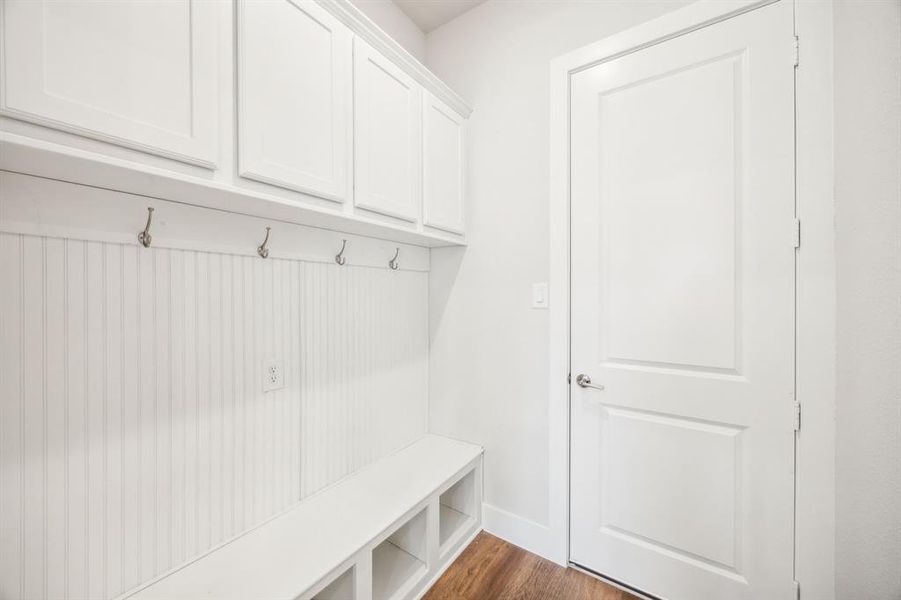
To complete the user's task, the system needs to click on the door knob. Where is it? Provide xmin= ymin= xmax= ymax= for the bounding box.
xmin=575 ymin=374 xmax=605 ymax=391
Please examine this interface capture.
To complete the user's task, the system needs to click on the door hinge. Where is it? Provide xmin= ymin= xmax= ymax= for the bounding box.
xmin=567 ymin=372 xmax=571 ymax=384
xmin=793 ymin=218 xmax=801 ymax=249
xmin=793 ymin=35 xmax=800 ymax=67
xmin=793 ymin=401 xmax=802 ymax=432
xmin=793 ymin=579 xmax=801 ymax=600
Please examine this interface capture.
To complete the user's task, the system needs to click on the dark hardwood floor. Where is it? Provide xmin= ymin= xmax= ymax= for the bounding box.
xmin=424 ymin=532 xmax=640 ymax=600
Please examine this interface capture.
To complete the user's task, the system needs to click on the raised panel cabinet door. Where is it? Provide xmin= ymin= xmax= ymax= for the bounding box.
xmin=423 ymin=92 xmax=465 ymax=235
xmin=569 ymin=2 xmax=796 ymax=599
xmin=0 ymin=0 xmax=218 ymax=167
xmin=353 ymin=38 xmax=422 ymax=223
xmin=237 ymin=0 xmax=352 ymax=202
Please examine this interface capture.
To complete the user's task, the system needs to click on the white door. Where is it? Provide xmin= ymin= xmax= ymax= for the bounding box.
xmin=0 ymin=0 xmax=219 ymax=167
xmin=237 ymin=0 xmax=352 ymax=202
xmin=353 ymin=38 xmax=422 ymax=223
xmin=569 ymin=3 xmax=796 ymax=599
xmin=423 ymin=92 xmax=466 ymax=235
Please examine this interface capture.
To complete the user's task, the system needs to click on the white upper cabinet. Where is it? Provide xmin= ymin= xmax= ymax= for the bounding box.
xmin=0 ymin=0 xmax=219 ymax=167
xmin=422 ymin=93 xmax=466 ymax=235
xmin=237 ymin=0 xmax=352 ymax=202
xmin=353 ymin=38 xmax=422 ymax=223
xmin=0 ymin=0 xmax=471 ymax=245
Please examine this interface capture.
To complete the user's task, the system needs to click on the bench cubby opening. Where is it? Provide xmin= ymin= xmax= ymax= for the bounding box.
xmin=311 ymin=567 xmax=354 ymax=600
xmin=372 ymin=507 xmax=429 ymax=600
xmin=438 ymin=469 xmax=478 ymax=554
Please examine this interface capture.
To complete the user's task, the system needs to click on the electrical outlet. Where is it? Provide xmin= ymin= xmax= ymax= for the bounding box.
xmin=262 ymin=359 xmax=284 ymax=392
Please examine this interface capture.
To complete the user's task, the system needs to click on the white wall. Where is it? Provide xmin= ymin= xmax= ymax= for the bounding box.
xmin=0 ymin=173 xmax=429 ymax=600
xmin=834 ymin=1 xmax=901 ymax=598
xmin=425 ymin=0 xmax=691 ymax=555
xmin=350 ymin=0 xmax=426 ymax=62
xmin=428 ymin=0 xmax=901 ymax=588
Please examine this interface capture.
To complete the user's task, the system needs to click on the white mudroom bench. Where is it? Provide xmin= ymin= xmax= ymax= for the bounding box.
xmin=123 ymin=435 xmax=483 ymax=600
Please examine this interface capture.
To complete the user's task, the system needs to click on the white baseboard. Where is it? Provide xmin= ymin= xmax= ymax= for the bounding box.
xmin=482 ymin=503 xmax=561 ymax=565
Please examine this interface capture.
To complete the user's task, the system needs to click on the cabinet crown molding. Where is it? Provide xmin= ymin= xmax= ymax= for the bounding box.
xmin=317 ymin=0 xmax=473 ymax=119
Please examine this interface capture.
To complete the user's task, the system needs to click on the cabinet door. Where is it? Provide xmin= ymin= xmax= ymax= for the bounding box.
xmin=0 ymin=0 xmax=218 ymax=167
xmin=353 ymin=38 xmax=422 ymax=223
xmin=237 ymin=0 xmax=352 ymax=202
xmin=422 ymin=93 xmax=465 ymax=235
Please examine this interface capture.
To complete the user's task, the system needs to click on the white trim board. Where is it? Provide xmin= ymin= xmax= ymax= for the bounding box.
xmin=791 ymin=1 xmax=836 ymax=598
xmin=318 ymin=0 xmax=472 ymax=119
xmin=0 ymin=170 xmax=431 ymax=272
xmin=548 ymin=0 xmax=836 ymax=596
xmin=482 ymin=504 xmax=556 ymax=562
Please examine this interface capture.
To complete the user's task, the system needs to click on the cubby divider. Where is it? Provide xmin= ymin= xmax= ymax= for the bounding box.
xmin=438 ymin=469 xmax=478 ymax=555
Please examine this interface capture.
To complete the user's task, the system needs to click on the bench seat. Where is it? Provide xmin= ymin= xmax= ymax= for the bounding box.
xmin=123 ymin=434 xmax=483 ymax=600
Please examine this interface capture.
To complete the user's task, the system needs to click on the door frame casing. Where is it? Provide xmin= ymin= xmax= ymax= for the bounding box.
xmin=547 ymin=1 xmax=836 ymax=597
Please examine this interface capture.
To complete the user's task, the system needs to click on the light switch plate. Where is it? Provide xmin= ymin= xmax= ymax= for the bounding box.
xmin=532 ymin=283 xmax=549 ymax=309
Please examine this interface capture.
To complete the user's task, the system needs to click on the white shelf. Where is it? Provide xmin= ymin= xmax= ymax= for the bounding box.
xmin=0 ymin=132 xmax=467 ymax=248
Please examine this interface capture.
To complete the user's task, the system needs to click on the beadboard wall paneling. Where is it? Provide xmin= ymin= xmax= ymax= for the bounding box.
xmin=0 ymin=232 xmax=428 ymax=600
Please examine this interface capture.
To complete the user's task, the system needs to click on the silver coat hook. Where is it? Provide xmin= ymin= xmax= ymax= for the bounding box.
xmin=389 ymin=247 xmax=400 ymax=270
xmin=335 ymin=239 xmax=347 ymax=266
xmin=138 ymin=207 xmax=154 ymax=248
xmin=257 ymin=226 xmax=271 ymax=259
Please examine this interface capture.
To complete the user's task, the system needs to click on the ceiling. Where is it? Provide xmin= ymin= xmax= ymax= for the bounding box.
xmin=393 ymin=0 xmax=488 ymax=32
